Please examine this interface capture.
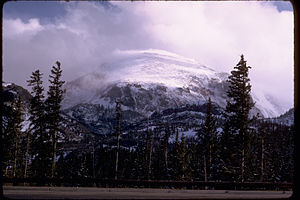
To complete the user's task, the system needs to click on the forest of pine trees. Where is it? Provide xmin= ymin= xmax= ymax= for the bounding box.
xmin=2 ymin=56 xmax=294 ymax=186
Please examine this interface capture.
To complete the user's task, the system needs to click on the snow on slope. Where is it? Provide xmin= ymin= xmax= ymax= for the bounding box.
xmin=110 ymin=49 xmax=223 ymax=86
xmin=251 ymin=90 xmax=288 ymax=117
xmin=62 ymin=49 xmax=286 ymax=118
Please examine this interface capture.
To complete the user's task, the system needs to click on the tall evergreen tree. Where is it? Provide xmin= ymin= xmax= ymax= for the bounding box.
xmin=158 ymin=125 xmax=170 ymax=179
xmin=27 ymin=70 xmax=51 ymax=178
xmin=178 ymin=133 xmax=188 ymax=180
xmin=3 ymin=97 xmax=24 ymax=177
xmin=11 ymin=97 xmax=24 ymax=178
xmin=142 ymin=123 xmax=153 ymax=180
xmin=200 ymin=97 xmax=218 ymax=181
xmin=131 ymin=141 xmax=144 ymax=179
xmin=114 ymin=100 xmax=122 ymax=180
xmin=188 ymin=139 xmax=200 ymax=181
xmin=2 ymin=103 xmax=14 ymax=177
xmin=257 ymin=116 xmax=267 ymax=182
xmin=222 ymin=55 xmax=255 ymax=182
xmin=24 ymin=130 xmax=31 ymax=178
xmin=45 ymin=61 xmax=65 ymax=178
xmin=171 ymin=128 xmax=181 ymax=180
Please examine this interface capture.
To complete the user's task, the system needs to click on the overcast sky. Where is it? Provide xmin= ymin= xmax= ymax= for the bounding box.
xmin=3 ymin=1 xmax=294 ymax=110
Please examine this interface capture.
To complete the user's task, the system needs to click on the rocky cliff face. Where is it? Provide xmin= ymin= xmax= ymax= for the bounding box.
xmin=3 ymin=82 xmax=33 ymax=108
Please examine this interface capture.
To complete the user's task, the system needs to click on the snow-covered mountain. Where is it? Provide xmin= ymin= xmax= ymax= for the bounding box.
xmin=63 ymin=49 xmax=285 ymax=118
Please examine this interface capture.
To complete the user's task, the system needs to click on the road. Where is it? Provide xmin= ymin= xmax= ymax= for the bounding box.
xmin=3 ymin=186 xmax=293 ymax=199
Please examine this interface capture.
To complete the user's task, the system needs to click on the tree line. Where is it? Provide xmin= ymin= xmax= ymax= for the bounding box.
xmin=2 ymin=56 xmax=293 ymax=184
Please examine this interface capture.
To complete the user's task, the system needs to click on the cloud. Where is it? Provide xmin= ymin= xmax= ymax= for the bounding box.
xmin=3 ymin=1 xmax=293 ymax=110
xmin=4 ymin=18 xmax=44 ymax=36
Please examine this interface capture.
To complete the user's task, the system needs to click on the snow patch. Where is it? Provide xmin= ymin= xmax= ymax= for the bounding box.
xmin=3 ymin=82 xmax=12 ymax=87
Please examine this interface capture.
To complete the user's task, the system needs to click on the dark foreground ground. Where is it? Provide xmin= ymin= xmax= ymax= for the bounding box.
xmin=3 ymin=186 xmax=293 ymax=199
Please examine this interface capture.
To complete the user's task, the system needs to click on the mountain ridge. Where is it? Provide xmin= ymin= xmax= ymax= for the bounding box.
xmin=62 ymin=49 xmax=285 ymax=118
xmin=2 ymin=81 xmax=293 ymax=137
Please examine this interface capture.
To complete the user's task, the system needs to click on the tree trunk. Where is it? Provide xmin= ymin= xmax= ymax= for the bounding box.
xmin=208 ymin=132 xmax=212 ymax=181
xmin=204 ymin=155 xmax=208 ymax=190
xmin=241 ymin=149 xmax=245 ymax=183
xmin=147 ymin=135 xmax=154 ymax=180
xmin=92 ymin=138 xmax=95 ymax=179
xmin=145 ymin=125 xmax=152 ymax=180
xmin=260 ymin=136 xmax=265 ymax=182
xmin=115 ymin=101 xmax=121 ymax=180
xmin=164 ymin=129 xmax=169 ymax=175
xmin=5 ymin=165 xmax=9 ymax=177
xmin=24 ymin=133 xmax=30 ymax=178
xmin=164 ymin=148 xmax=168 ymax=172
xmin=51 ymin=132 xmax=57 ymax=178
xmin=13 ymin=139 xmax=18 ymax=178
xmin=115 ymin=135 xmax=120 ymax=180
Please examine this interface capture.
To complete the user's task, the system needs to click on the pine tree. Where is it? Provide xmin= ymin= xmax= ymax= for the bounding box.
xmin=2 ymin=94 xmax=18 ymax=177
xmin=144 ymin=124 xmax=153 ymax=180
xmin=222 ymin=55 xmax=255 ymax=182
xmin=178 ymin=133 xmax=188 ymax=180
xmin=257 ymin=116 xmax=267 ymax=182
xmin=114 ymin=100 xmax=122 ymax=180
xmin=171 ymin=128 xmax=181 ymax=180
xmin=4 ymin=97 xmax=24 ymax=177
xmin=27 ymin=70 xmax=51 ymax=178
xmin=2 ymin=103 xmax=14 ymax=177
xmin=152 ymin=125 xmax=171 ymax=180
xmin=200 ymin=97 xmax=217 ymax=181
xmin=24 ymin=130 xmax=31 ymax=178
xmin=160 ymin=125 xmax=170 ymax=179
xmin=188 ymin=139 xmax=200 ymax=181
xmin=45 ymin=61 xmax=65 ymax=178
xmin=11 ymin=97 xmax=24 ymax=178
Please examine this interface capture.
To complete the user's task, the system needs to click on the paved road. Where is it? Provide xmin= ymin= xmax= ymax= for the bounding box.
xmin=3 ymin=186 xmax=293 ymax=199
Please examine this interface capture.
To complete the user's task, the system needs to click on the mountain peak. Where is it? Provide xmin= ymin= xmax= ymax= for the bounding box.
xmin=100 ymin=49 xmax=221 ymax=88
xmin=63 ymin=49 xmax=286 ymax=118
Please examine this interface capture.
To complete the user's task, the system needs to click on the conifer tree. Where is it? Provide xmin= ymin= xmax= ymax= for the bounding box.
xmin=222 ymin=55 xmax=254 ymax=182
xmin=11 ymin=97 xmax=24 ymax=178
xmin=178 ymin=133 xmax=188 ymax=180
xmin=257 ymin=116 xmax=267 ymax=182
xmin=188 ymin=139 xmax=200 ymax=181
xmin=24 ymin=129 xmax=31 ymax=178
xmin=159 ymin=125 xmax=170 ymax=179
xmin=27 ymin=70 xmax=51 ymax=178
xmin=45 ymin=61 xmax=65 ymax=178
xmin=144 ymin=125 xmax=153 ymax=180
xmin=4 ymin=97 xmax=24 ymax=177
xmin=2 ymin=95 xmax=22 ymax=177
xmin=2 ymin=103 xmax=14 ymax=177
xmin=200 ymin=97 xmax=217 ymax=181
xmin=171 ymin=128 xmax=181 ymax=180
xmin=114 ymin=100 xmax=122 ymax=180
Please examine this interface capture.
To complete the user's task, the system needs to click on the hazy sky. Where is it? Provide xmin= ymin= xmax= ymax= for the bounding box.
xmin=3 ymin=1 xmax=294 ymax=110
